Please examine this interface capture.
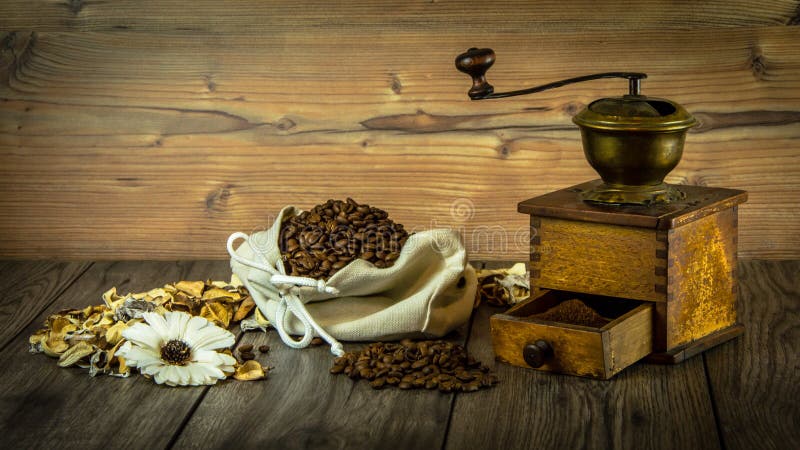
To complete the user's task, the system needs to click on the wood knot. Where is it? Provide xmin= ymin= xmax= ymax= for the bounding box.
xmin=748 ymin=47 xmax=767 ymax=80
xmin=203 ymin=75 xmax=216 ymax=92
xmin=276 ymin=117 xmax=296 ymax=131
xmin=788 ymin=4 xmax=800 ymax=25
xmin=390 ymin=74 xmax=402 ymax=94
xmin=67 ymin=0 xmax=84 ymax=15
xmin=205 ymin=184 xmax=233 ymax=213
xmin=631 ymin=410 xmax=647 ymax=426
xmin=562 ymin=101 xmax=583 ymax=116
xmin=496 ymin=142 xmax=512 ymax=158
xmin=687 ymin=175 xmax=708 ymax=187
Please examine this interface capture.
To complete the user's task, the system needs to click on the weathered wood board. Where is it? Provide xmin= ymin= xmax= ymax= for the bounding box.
xmin=0 ymin=260 xmax=234 ymax=449
xmin=0 ymin=1 xmax=798 ymax=260
xmin=0 ymin=259 xmax=797 ymax=449
xmin=703 ymin=260 xmax=800 ymax=450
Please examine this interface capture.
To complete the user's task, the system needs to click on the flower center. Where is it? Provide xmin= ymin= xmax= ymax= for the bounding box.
xmin=160 ymin=339 xmax=192 ymax=365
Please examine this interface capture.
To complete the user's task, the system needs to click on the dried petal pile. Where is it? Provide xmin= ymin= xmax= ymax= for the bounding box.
xmin=29 ymin=276 xmax=271 ymax=383
xmin=475 ymin=263 xmax=530 ymax=307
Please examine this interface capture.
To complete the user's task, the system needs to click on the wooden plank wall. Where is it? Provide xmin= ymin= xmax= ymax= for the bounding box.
xmin=1 ymin=1 xmax=798 ymax=260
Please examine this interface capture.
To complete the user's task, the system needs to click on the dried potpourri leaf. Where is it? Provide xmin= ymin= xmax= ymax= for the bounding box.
xmin=105 ymin=322 xmax=128 ymax=346
xmin=43 ymin=316 xmax=76 ymax=356
xmin=233 ymin=297 xmax=256 ymax=322
xmin=172 ymin=291 xmax=203 ymax=314
xmin=200 ymin=301 xmax=232 ymax=328
xmin=28 ymin=329 xmax=47 ymax=354
xmin=102 ymin=287 xmax=125 ymax=310
xmin=175 ymin=280 xmax=205 ymax=298
xmin=240 ymin=308 xmax=270 ymax=332
xmin=114 ymin=297 xmax=156 ymax=322
xmin=58 ymin=341 xmax=95 ymax=367
xmin=233 ymin=360 xmax=269 ymax=381
xmin=201 ymin=287 xmax=241 ymax=302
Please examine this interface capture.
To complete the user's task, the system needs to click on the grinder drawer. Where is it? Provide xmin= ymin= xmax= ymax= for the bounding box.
xmin=490 ymin=290 xmax=653 ymax=379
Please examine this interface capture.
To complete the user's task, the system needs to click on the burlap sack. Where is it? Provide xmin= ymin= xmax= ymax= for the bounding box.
xmin=227 ymin=206 xmax=476 ymax=355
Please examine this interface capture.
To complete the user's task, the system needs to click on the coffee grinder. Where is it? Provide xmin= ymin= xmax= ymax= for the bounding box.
xmin=456 ymin=48 xmax=747 ymax=379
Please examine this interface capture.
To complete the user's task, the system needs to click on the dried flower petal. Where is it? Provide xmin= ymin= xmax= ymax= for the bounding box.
xmin=58 ymin=341 xmax=95 ymax=367
xmin=114 ymin=297 xmax=156 ymax=322
xmin=175 ymin=280 xmax=205 ymax=298
xmin=233 ymin=297 xmax=256 ymax=322
xmin=200 ymin=302 xmax=232 ymax=328
xmin=105 ymin=322 xmax=128 ymax=345
xmin=233 ymin=360 xmax=268 ymax=381
xmin=201 ymin=287 xmax=241 ymax=302
xmin=240 ymin=308 xmax=270 ymax=332
xmin=28 ymin=330 xmax=47 ymax=354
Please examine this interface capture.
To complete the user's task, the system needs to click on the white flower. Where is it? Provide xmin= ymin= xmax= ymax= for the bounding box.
xmin=117 ymin=311 xmax=236 ymax=387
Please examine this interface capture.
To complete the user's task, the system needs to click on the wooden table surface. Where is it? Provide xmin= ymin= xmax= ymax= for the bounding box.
xmin=0 ymin=260 xmax=797 ymax=449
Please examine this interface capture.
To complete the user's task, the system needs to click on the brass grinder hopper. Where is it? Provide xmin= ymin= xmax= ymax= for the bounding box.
xmin=455 ymin=47 xmax=697 ymax=205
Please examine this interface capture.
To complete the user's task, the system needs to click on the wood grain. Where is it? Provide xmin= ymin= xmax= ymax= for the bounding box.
xmin=1 ymin=1 xmax=798 ymax=31
xmin=667 ymin=209 xmax=738 ymax=348
xmin=0 ymin=260 xmax=233 ymax=449
xmin=0 ymin=2 xmax=799 ymax=260
xmin=172 ymin=326 xmax=470 ymax=449
xmin=0 ymin=259 xmax=797 ymax=449
xmin=532 ymin=217 xmax=664 ymax=302
xmin=0 ymin=261 xmax=91 ymax=349
xmin=448 ymin=305 xmax=721 ymax=450
xmin=704 ymin=260 xmax=800 ymax=450
xmin=491 ymin=311 xmax=608 ymax=379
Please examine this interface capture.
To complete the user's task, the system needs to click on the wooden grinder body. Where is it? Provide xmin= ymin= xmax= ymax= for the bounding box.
xmin=490 ymin=180 xmax=747 ymax=379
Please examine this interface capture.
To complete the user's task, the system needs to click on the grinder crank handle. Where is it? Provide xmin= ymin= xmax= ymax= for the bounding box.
xmin=455 ymin=47 xmax=647 ymax=100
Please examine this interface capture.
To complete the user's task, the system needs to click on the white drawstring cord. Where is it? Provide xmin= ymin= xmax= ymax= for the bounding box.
xmin=227 ymin=232 xmax=344 ymax=356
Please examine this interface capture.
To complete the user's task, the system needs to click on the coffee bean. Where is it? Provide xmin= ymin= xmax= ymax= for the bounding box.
xmin=462 ymin=381 xmax=480 ymax=392
xmin=240 ymin=351 xmax=256 ymax=361
xmin=310 ymin=337 xmax=324 ymax=346
xmin=370 ymin=377 xmax=386 ymax=389
xmin=237 ymin=344 xmax=254 ymax=353
xmin=411 ymin=359 xmax=427 ymax=370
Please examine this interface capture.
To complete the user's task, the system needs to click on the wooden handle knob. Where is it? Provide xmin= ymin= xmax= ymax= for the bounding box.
xmin=523 ymin=340 xmax=553 ymax=368
xmin=455 ymin=47 xmax=496 ymax=99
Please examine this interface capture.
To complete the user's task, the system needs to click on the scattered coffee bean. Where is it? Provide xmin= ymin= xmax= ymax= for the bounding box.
xmin=279 ymin=198 xmax=409 ymax=280
xmin=237 ymin=344 xmax=254 ymax=353
xmin=329 ymin=340 xmax=497 ymax=393
xmin=310 ymin=337 xmax=324 ymax=346
xmin=240 ymin=351 xmax=256 ymax=361
xmin=258 ymin=345 xmax=270 ymax=353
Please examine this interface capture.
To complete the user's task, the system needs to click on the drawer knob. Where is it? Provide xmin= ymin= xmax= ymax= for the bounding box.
xmin=523 ymin=340 xmax=553 ymax=368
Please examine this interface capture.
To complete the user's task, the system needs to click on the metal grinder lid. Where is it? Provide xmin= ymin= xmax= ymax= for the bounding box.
xmin=572 ymin=95 xmax=697 ymax=132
